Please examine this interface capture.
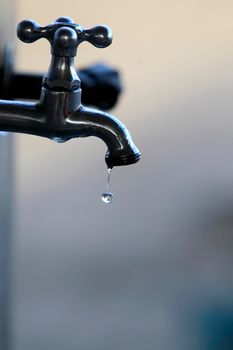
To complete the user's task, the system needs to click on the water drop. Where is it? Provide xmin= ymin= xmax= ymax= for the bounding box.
xmin=101 ymin=192 xmax=113 ymax=204
xmin=101 ymin=168 xmax=113 ymax=204
xmin=107 ymin=167 xmax=111 ymax=190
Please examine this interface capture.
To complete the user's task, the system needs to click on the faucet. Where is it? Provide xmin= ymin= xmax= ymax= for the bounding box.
xmin=0 ymin=16 xmax=141 ymax=169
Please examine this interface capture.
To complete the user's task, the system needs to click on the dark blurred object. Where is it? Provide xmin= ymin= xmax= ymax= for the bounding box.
xmin=0 ymin=63 xmax=122 ymax=110
xmin=80 ymin=64 xmax=122 ymax=110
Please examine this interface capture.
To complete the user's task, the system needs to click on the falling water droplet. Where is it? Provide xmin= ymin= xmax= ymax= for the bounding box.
xmin=107 ymin=167 xmax=111 ymax=190
xmin=101 ymin=168 xmax=113 ymax=204
xmin=101 ymin=192 xmax=113 ymax=204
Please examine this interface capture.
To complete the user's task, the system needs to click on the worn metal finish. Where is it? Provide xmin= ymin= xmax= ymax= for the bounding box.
xmin=0 ymin=17 xmax=140 ymax=168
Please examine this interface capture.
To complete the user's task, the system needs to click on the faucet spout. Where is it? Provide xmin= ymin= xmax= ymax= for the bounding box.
xmin=66 ymin=105 xmax=141 ymax=168
xmin=0 ymin=85 xmax=140 ymax=170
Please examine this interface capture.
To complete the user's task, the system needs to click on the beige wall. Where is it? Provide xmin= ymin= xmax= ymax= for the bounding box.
xmin=13 ymin=1 xmax=233 ymax=350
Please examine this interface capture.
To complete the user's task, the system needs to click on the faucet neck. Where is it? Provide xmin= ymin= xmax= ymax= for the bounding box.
xmin=40 ymin=40 xmax=82 ymax=115
xmin=42 ymin=55 xmax=81 ymax=91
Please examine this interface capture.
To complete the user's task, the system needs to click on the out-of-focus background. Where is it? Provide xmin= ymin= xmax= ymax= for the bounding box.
xmin=11 ymin=1 xmax=233 ymax=349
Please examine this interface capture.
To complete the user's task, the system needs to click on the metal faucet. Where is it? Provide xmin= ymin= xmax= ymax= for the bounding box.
xmin=0 ymin=16 xmax=140 ymax=169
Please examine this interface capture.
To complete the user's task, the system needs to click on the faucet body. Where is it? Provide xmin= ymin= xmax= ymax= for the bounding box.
xmin=0 ymin=17 xmax=140 ymax=168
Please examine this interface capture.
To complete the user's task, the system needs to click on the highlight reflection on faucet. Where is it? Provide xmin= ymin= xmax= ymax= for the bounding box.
xmin=0 ymin=17 xmax=141 ymax=169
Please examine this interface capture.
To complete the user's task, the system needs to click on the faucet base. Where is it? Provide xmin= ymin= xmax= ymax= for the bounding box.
xmin=40 ymin=87 xmax=81 ymax=118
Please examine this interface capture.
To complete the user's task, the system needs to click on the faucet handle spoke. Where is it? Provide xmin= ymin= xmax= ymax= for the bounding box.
xmin=17 ymin=19 xmax=47 ymax=43
xmin=79 ymin=26 xmax=112 ymax=48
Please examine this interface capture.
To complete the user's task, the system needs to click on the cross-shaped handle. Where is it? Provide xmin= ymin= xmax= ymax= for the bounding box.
xmin=17 ymin=16 xmax=112 ymax=57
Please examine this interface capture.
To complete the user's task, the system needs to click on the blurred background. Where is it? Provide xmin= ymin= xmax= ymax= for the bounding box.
xmin=8 ymin=0 xmax=233 ymax=349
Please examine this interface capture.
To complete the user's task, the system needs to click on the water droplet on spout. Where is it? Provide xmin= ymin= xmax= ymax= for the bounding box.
xmin=52 ymin=137 xmax=66 ymax=144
